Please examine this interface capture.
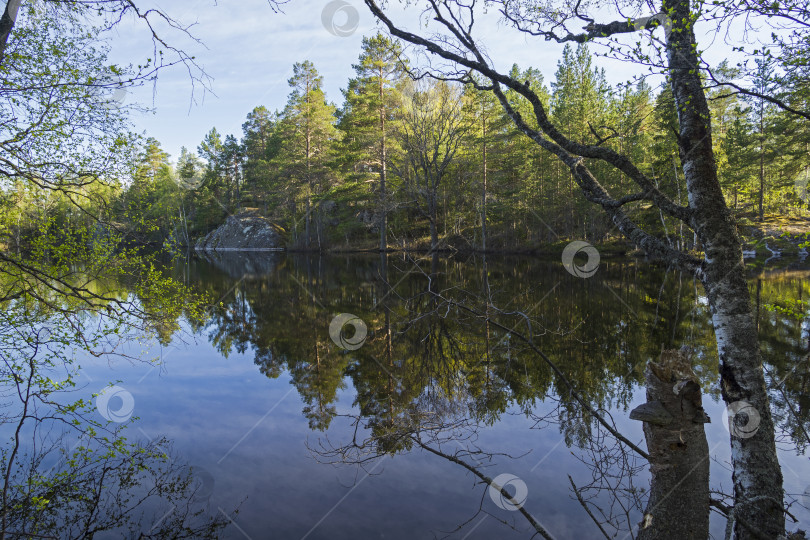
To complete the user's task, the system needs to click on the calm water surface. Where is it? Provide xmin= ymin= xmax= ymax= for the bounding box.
xmin=76 ymin=253 xmax=810 ymax=539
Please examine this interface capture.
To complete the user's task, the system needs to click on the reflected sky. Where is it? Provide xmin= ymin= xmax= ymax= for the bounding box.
xmin=70 ymin=253 xmax=810 ymax=539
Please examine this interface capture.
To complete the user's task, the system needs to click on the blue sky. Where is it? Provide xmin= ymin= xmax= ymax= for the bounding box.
xmin=108 ymin=1 xmax=732 ymax=162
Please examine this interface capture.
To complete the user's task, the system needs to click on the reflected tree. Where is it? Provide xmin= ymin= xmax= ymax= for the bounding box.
xmin=190 ymin=253 xmax=810 ymax=538
xmin=0 ymin=308 xmax=232 ymax=539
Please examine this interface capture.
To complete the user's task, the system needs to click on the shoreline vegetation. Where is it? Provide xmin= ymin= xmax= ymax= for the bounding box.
xmin=188 ymin=207 xmax=809 ymax=259
xmin=20 ymin=37 xmax=796 ymax=261
xmin=191 ymin=244 xmax=806 ymax=258
xmin=1 ymin=1 xmax=809 ymax=538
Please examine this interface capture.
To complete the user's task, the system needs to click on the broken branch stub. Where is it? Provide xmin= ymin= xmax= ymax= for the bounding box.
xmin=631 ymin=349 xmax=711 ymax=540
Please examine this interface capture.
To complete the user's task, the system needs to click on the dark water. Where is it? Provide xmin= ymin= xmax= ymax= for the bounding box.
xmin=72 ymin=252 xmax=810 ymax=538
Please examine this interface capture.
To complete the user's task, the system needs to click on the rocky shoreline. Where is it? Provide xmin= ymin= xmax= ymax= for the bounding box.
xmin=195 ymin=211 xmax=283 ymax=252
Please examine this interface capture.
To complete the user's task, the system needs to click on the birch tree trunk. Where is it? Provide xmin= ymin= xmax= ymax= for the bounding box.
xmin=664 ymin=0 xmax=784 ymax=535
xmin=0 ymin=0 xmax=21 ymax=68
xmin=361 ymin=0 xmax=788 ymax=534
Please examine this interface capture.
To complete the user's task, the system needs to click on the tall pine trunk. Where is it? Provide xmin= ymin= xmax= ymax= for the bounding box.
xmin=379 ymin=73 xmax=388 ymax=252
xmin=759 ymin=103 xmax=765 ymax=222
xmin=481 ymin=99 xmax=488 ymax=252
xmin=305 ymin=77 xmax=312 ymax=249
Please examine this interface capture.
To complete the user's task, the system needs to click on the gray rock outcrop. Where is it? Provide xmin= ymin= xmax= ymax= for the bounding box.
xmin=195 ymin=211 xmax=283 ymax=251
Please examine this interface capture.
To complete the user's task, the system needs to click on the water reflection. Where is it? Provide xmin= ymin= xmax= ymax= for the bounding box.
xmin=195 ymin=253 xmax=715 ymax=436
xmin=177 ymin=252 xmax=809 ymax=537
xmin=5 ymin=252 xmax=809 ymax=538
xmin=0 ymin=311 xmax=231 ymax=539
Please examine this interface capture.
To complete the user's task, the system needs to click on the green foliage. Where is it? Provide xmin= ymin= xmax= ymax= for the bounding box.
xmin=74 ymin=37 xmax=810 ymax=253
xmin=274 ymin=61 xmax=339 ymax=248
xmin=0 ymin=4 xmax=222 ymax=532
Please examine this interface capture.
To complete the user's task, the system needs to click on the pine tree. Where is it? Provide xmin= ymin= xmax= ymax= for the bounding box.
xmin=771 ymin=81 xmax=810 ymax=216
xmin=340 ymin=34 xmax=406 ymax=251
xmin=220 ymin=134 xmax=244 ymax=211
xmin=721 ymin=106 xmax=756 ymax=211
xmin=551 ymin=44 xmax=612 ymax=236
xmin=241 ymin=106 xmax=280 ymax=211
xmin=124 ymin=138 xmax=177 ymax=241
xmin=175 ymin=146 xmax=207 ymax=243
xmin=462 ymin=82 xmax=507 ymax=250
xmin=499 ymin=65 xmax=554 ymax=244
xmin=276 ymin=61 xmax=337 ymax=248
xmin=745 ymin=58 xmax=780 ymax=221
